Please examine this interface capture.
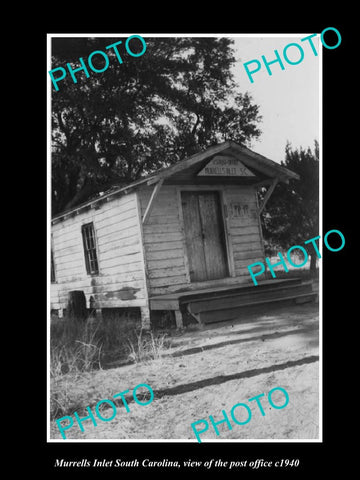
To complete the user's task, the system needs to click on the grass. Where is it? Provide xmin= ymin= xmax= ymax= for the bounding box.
xmin=127 ymin=329 xmax=169 ymax=363
xmin=50 ymin=311 xmax=172 ymax=418
xmin=50 ymin=319 xmax=102 ymax=377
xmin=50 ymin=311 xmax=172 ymax=378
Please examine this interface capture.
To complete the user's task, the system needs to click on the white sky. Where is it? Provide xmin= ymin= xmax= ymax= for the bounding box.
xmin=231 ymin=35 xmax=320 ymax=163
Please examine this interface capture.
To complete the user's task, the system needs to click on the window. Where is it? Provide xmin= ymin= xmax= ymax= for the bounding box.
xmin=81 ymin=222 xmax=99 ymax=275
xmin=51 ymin=249 xmax=56 ymax=283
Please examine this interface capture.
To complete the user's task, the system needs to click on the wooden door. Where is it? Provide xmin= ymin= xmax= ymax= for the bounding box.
xmin=181 ymin=191 xmax=229 ymax=282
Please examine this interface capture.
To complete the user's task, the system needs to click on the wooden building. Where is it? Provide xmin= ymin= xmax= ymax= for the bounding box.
xmin=50 ymin=141 xmax=316 ymax=328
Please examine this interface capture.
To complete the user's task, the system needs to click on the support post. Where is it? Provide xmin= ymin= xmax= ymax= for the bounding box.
xmin=174 ymin=309 xmax=184 ymax=329
xmin=186 ymin=304 xmax=202 ymax=324
xmin=140 ymin=306 xmax=151 ymax=330
xmin=258 ymin=177 xmax=279 ymax=214
xmin=142 ymin=179 xmax=164 ymax=224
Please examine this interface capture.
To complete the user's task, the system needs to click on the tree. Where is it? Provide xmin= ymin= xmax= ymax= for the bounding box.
xmin=51 ymin=36 xmax=262 ymax=215
xmin=261 ymin=141 xmax=319 ymax=273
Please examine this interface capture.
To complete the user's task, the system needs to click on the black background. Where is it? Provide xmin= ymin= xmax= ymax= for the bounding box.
xmin=25 ymin=12 xmax=354 ymax=477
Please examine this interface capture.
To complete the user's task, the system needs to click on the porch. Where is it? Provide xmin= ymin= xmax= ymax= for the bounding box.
xmin=149 ymin=277 xmax=317 ymax=328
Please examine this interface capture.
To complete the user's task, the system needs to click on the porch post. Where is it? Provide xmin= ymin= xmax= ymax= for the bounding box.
xmin=140 ymin=305 xmax=151 ymax=330
xmin=174 ymin=309 xmax=184 ymax=329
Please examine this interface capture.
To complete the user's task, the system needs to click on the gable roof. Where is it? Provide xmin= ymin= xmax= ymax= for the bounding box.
xmin=148 ymin=140 xmax=299 ymax=183
xmin=52 ymin=141 xmax=299 ymax=223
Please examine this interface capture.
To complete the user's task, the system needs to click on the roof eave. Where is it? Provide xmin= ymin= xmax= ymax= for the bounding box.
xmin=51 ymin=141 xmax=300 ymax=223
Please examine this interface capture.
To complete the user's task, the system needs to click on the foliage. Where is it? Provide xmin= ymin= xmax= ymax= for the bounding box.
xmin=261 ymin=141 xmax=319 ymax=271
xmin=51 ymin=37 xmax=262 ymax=214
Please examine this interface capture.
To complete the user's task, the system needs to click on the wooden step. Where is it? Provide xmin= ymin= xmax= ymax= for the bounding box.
xmin=199 ymin=292 xmax=318 ymax=324
xmin=187 ymin=282 xmax=313 ymax=314
xmin=178 ymin=277 xmax=303 ymax=304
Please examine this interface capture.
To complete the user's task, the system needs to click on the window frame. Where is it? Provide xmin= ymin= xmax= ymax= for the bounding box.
xmin=50 ymin=248 xmax=56 ymax=283
xmin=81 ymin=222 xmax=100 ymax=276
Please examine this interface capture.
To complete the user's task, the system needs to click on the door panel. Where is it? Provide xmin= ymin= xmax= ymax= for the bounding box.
xmin=181 ymin=192 xmax=207 ymax=281
xmin=181 ymin=191 xmax=229 ymax=282
xmin=198 ymin=193 xmax=229 ymax=280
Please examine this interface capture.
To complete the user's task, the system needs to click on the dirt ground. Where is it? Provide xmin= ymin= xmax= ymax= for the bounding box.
xmin=50 ymin=300 xmax=320 ymax=442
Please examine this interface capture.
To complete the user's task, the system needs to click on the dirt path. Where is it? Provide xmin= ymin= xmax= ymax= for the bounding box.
xmin=50 ymin=302 xmax=319 ymax=441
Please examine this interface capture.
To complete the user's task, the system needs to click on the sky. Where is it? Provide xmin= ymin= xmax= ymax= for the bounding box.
xmin=230 ymin=35 xmax=320 ymax=164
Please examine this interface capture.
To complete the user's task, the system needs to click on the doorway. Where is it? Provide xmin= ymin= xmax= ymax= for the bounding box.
xmin=181 ymin=191 xmax=229 ymax=282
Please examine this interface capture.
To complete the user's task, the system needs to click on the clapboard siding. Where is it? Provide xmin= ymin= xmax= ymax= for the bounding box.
xmin=148 ymin=265 xmax=187 ymax=279
xmin=97 ymin=226 xmax=139 ymax=244
xmin=144 ymin=232 xmax=183 ymax=243
xmin=150 ymin=274 xmax=189 ymax=288
xmin=137 ymin=184 xmax=266 ymax=296
xmin=99 ymin=242 xmax=141 ymax=259
xmin=97 ymin=233 xmax=139 ymax=251
xmin=146 ymin=248 xmax=184 ymax=261
xmin=51 ymin=182 xmax=266 ymax=309
xmin=224 ymin=186 xmax=264 ymax=278
xmin=144 ymin=240 xmax=183 ymax=252
xmin=150 ymin=273 xmax=253 ymax=295
xmin=231 ymin=233 xmax=261 ymax=244
xmin=56 ymin=280 xmax=146 ymax=300
xmin=230 ymin=226 xmax=260 ymax=236
xmin=232 ymin=242 xmax=264 ymax=252
xmin=99 ymin=258 xmax=144 ymax=273
xmin=57 ymin=279 xmax=146 ymax=301
xmin=147 ymin=257 xmax=185 ymax=270
xmin=233 ymin=249 xmax=264 ymax=261
xmin=139 ymin=186 xmax=189 ymax=295
xmin=96 ymin=214 xmax=138 ymax=234
xmin=50 ymin=192 xmax=147 ymax=311
xmin=145 ymin=216 xmax=179 ymax=226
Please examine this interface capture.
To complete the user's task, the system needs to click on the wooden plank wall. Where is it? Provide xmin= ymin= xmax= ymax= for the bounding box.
xmin=224 ymin=185 xmax=265 ymax=277
xmin=138 ymin=186 xmax=188 ymax=296
xmin=50 ymin=193 xmax=147 ymax=311
xmin=139 ymin=184 xmax=265 ymax=296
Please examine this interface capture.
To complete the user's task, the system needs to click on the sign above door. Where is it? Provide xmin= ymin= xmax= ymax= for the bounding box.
xmin=197 ymin=155 xmax=256 ymax=177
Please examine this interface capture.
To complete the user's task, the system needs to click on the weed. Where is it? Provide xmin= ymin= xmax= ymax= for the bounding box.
xmin=50 ymin=309 xmax=173 ymax=379
xmin=126 ymin=329 xmax=170 ymax=363
xmin=50 ymin=317 xmax=102 ymax=377
xmin=49 ymin=312 xmax=172 ymax=419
